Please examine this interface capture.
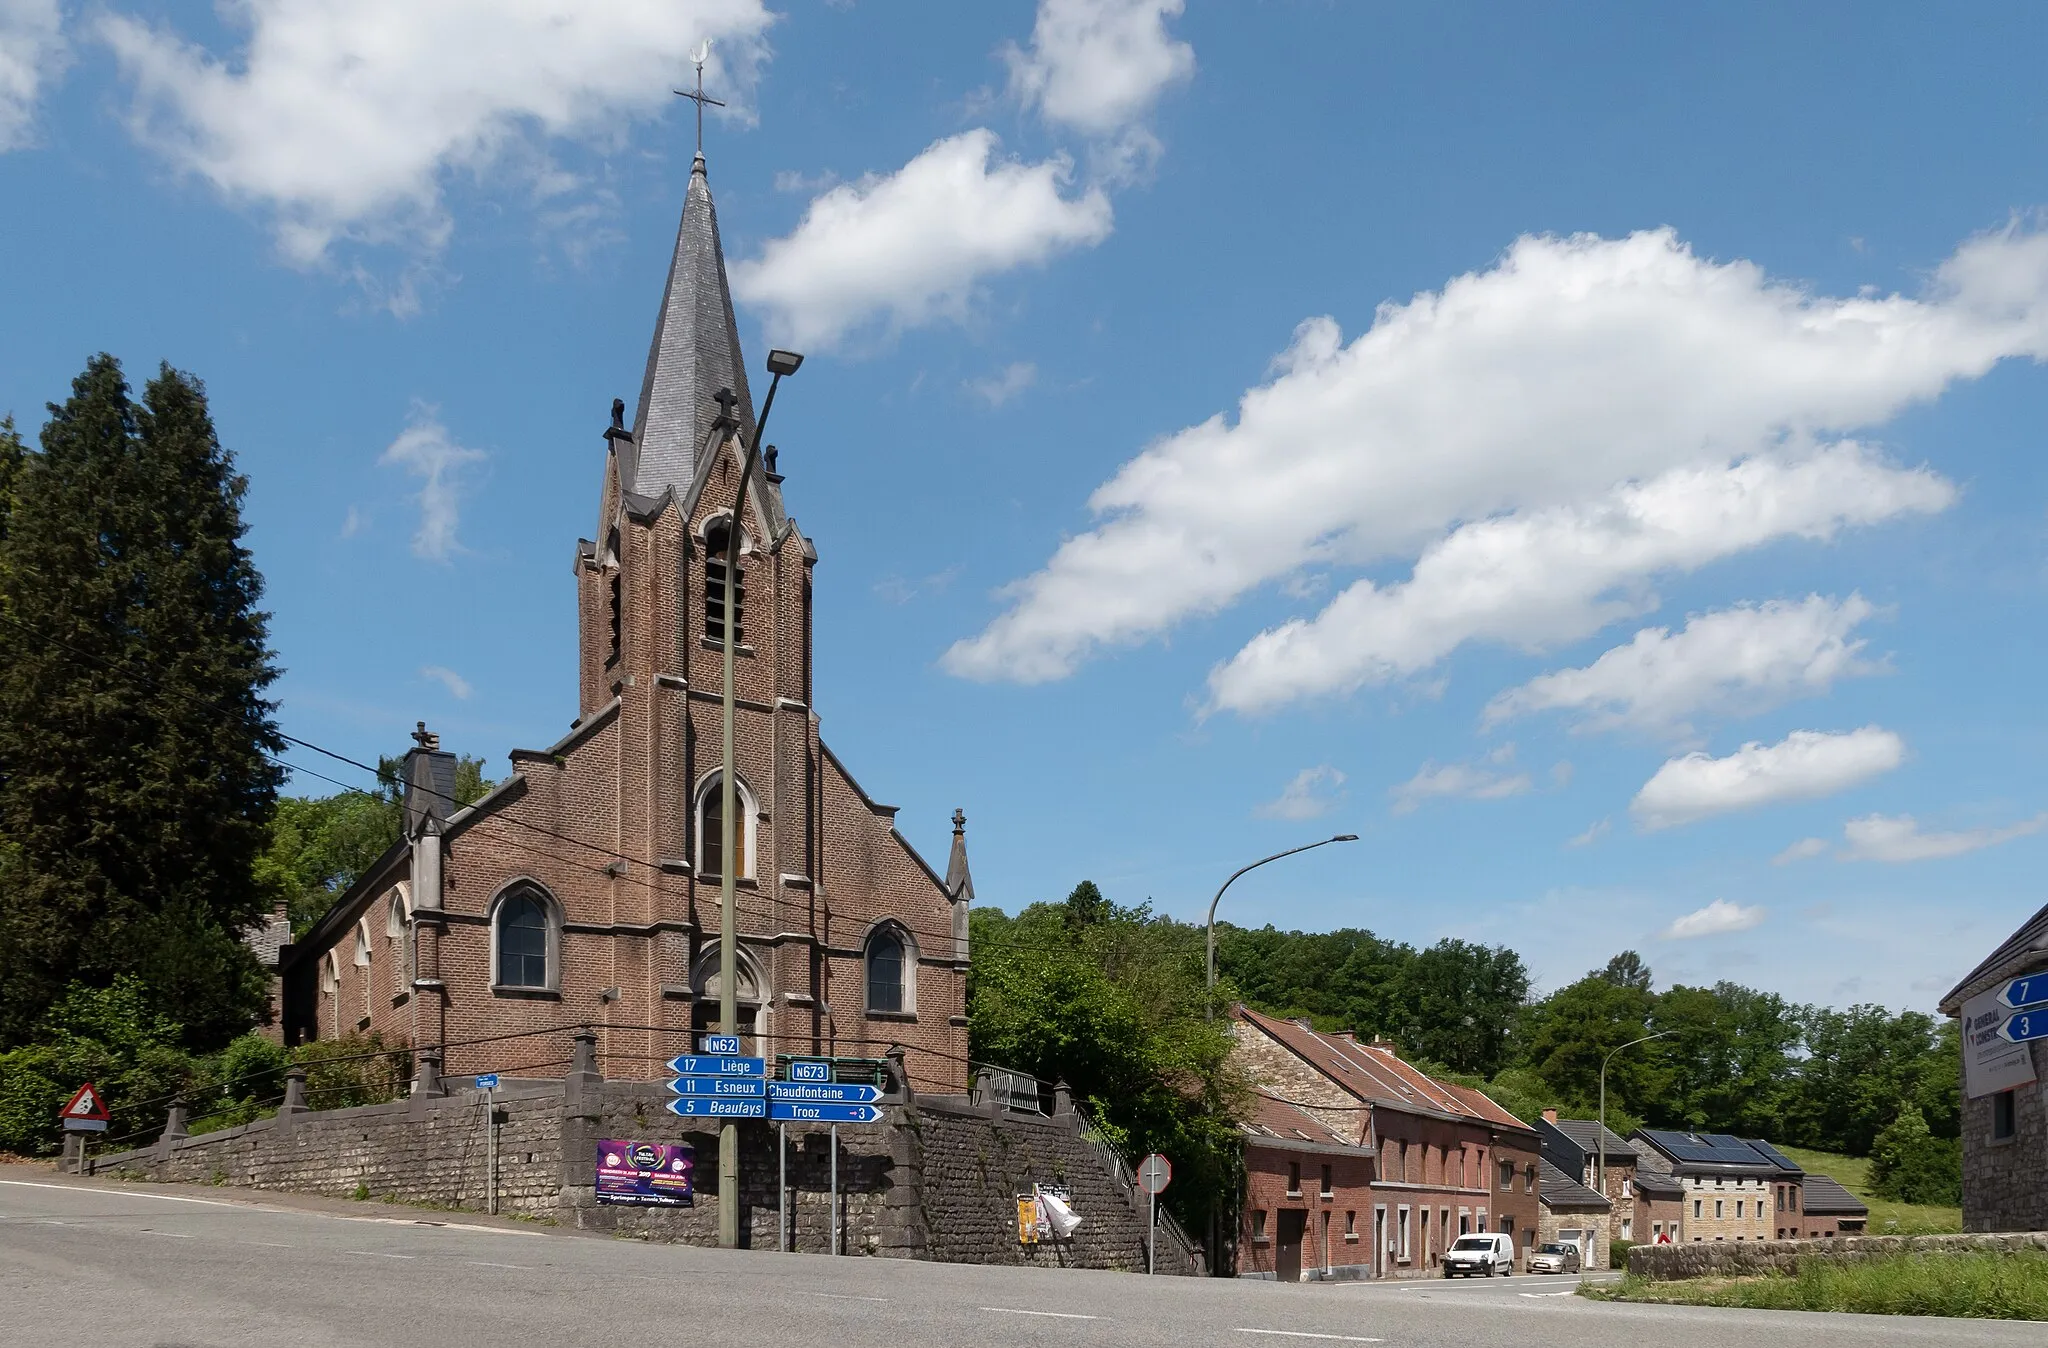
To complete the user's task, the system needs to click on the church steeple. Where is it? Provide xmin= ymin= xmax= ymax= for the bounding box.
xmin=624 ymin=153 xmax=756 ymax=504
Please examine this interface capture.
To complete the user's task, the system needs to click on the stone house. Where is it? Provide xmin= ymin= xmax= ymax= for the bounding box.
xmin=1939 ymin=897 xmax=2048 ymax=1233
xmin=1534 ymin=1159 xmax=1611 ymax=1268
xmin=1536 ymin=1112 xmax=1638 ymax=1243
xmin=1631 ymin=1168 xmax=1688 ymax=1244
xmin=1630 ymin=1130 xmax=1805 ymax=1243
xmin=1228 ymin=1006 xmax=1541 ymax=1279
xmin=278 ymin=150 xmax=974 ymax=1094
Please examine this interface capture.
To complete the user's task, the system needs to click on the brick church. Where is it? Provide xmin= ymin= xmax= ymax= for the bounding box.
xmin=280 ymin=151 xmax=973 ymax=1094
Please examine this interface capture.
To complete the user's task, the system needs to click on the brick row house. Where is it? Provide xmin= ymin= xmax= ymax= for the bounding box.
xmin=1627 ymin=1131 xmax=1865 ymax=1242
xmin=1229 ymin=1007 xmax=1540 ymax=1280
xmin=1939 ymin=897 xmax=2048 ymax=1233
xmin=277 ymin=150 xmax=974 ymax=1094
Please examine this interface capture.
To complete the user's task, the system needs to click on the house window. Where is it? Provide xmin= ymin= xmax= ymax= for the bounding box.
xmin=493 ymin=887 xmax=554 ymax=989
xmin=1252 ymin=1209 xmax=1268 ymax=1241
xmin=1694 ymin=1199 xmax=1703 ymax=1219
xmin=1621 ymin=1177 xmax=1632 ymax=1198
xmin=385 ymin=891 xmax=414 ymax=994
xmin=1714 ymin=1200 xmax=1724 ymax=1219
xmin=1621 ymin=1219 xmax=1632 ymax=1241
xmin=1994 ymin=1089 xmax=2018 ymax=1141
xmin=703 ymin=518 xmax=745 ymax=646
xmin=353 ymin=923 xmax=372 ymax=1018
xmin=1499 ymin=1158 xmax=1514 ymax=1189
xmin=1320 ymin=1164 xmax=1333 ymax=1198
xmin=1525 ymin=1162 xmax=1536 ymax=1192
xmin=1345 ymin=1210 xmax=1357 ymax=1236
xmin=1288 ymin=1161 xmax=1302 ymax=1196
xmin=695 ymin=772 xmax=754 ymax=880
xmin=865 ymin=926 xmax=910 ymax=1013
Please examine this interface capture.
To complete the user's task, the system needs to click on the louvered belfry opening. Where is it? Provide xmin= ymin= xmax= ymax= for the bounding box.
xmin=704 ymin=518 xmax=744 ymax=647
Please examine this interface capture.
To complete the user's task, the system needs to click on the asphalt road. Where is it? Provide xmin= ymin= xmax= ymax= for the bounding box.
xmin=0 ymin=1174 xmax=2035 ymax=1348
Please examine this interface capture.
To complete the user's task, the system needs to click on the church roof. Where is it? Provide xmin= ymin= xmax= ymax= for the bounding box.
xmin=623 ymin=153 xmax=786 ymax=534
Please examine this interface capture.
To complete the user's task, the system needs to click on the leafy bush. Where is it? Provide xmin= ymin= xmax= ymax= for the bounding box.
xmin=1869 ymin=1108 xmax=1963 ymax=1207
xmin=0 ymin=979 xmax=209 ymax=1154
xmin=293 ymin=1033 xmax=410 ymax=1110
xmin=1594 ymin=1250 xmax=2048 ymax=1320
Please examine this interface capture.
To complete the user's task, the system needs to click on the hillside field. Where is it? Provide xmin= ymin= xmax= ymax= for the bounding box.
xmin=1775 ymin=1144 xmax=1961 ymax=1235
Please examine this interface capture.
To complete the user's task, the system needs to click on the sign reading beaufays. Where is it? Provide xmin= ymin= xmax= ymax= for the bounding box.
xmin=1963 ymin=986 xmax=2041 ymax=1099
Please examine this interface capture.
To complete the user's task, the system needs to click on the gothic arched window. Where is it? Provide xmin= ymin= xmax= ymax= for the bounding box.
xmin=695 ymin=772 xmax=754 ymax=881
xmin=703 ymin=517 xmax=745 ymax=647
xmin=865 ymin=925 xmax=915 ymax=1015
xmin=492 ymin=885 xmax=559 ymax=991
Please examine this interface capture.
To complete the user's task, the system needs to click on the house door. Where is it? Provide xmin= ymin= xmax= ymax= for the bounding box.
xmin=1373 ymin=1208 xmax=1387 ymax=1279
xmin=1276 ymin=1210 xmax=1307 ymax=1282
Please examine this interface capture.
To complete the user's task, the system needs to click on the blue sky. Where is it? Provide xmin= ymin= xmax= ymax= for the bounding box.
xmin=4 ymin=2 xmax=2046 ymax=1014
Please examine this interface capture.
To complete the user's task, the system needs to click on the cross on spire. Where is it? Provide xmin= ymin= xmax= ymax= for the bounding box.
xmin=674 ymin=41 xmax=725 ymax=157
xmin=711 ymin=385 xmax=740 ymax=433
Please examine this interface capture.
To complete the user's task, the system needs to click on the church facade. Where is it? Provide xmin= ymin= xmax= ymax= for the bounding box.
xmin=280 ymin=153 xmax=973 ymax=1094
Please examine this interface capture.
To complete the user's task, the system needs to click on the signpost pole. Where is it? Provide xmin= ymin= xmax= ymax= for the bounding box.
xmin=1148 ymin=1187 xmax=1156 ymax=1276
xmin=830 ymin=1123 xmax=840 ymax=1256
xmin=487 ymin=1083 xmax=498 ymax=1215
xmin=778 ymin=1122 xmax=787 ymax=1252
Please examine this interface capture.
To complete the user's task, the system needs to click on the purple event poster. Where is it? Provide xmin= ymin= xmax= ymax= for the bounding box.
xmin=595 ymin=1139 xmax=695 ymax=1206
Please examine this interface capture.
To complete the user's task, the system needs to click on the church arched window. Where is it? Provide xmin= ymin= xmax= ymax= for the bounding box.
xmin=864 ymin=924 xmax=916 ymax=1015
xmin=702 ymin=516 xmax=746 ymax=647
xmin=353 ymin=921 xmax=373 ymax=1020
xmin=694 ymin=771 xmax=755 ymax=881
xmin=491 ymin=883 xmax=560 ymax=991
xmin=385 ymin=888 xmax=413 ymax=995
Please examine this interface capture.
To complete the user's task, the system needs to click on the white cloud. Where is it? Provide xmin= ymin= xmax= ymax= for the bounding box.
xmin=1254 ymin=765 xmax=1346 ymax=820
xmin=1838 ymin=812 xmax=2048 ymax=863
xmin=966 ymin=361 xmax=1039 ymax=408
xmin=97 ymin=1 xmax=774 ymax=263
xmin=1205 ymin=450 xmax=1945 ymax=714
xmin=339 ymin=505 xmax=367 ymax=539
xmin=1568 ymin=818 xmax=1611 ymax=848
xmin=419 ymin=665 xmax=473 ymax=700
xmin=0 ymin=0 xmax=66 ymax=152
xmin=1630 ymin=726 xmax=1904 ymax=831
xmin=380 ymin=405 xmax=486 ymax=562
xmin=1773 ymin=836 xmax=1830 ymax=865
xmin=1661 ymin=898 xmax=1767 ymax=940
xmin=1486 ymin=594 xmax=1883 ymax=737
xmin=1391 ymin=745 xmax=1531 ymax=814
xmin=946 ymin=225 xmax=2048 ymax=692
xmin=731 ymin=130 xmax=1112 ymax=351
xmin=1003 ymin=0 xmax=1193 ymax=175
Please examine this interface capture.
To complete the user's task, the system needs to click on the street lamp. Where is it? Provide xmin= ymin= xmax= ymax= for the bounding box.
xmin=1598 ymin=1029 xmax=1671 ymax=1201
xmin=1204 ymin=835 xmax=1359 ymax=1021
xmin=716 ymin=348 xmax=801 ymax=1250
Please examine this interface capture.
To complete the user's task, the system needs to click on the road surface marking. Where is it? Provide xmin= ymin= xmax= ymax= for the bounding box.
xmin=345 ymin=1250 xmax=416 ymax=1259
xmin=0 ymin=1180 xmax=245 ymax=1208
xmin=1519 ymin=1290 xmax=1574 ymax=1298
xmin=980 ymin=1308 xmax=1101 ymax=1320
xmin=798 ymin=1292 xmax=887 ymax=1302
xmin=468 ymin=1261 xmax=534 ymax=1270
xmin=140 ymin=1230 xmax=194 ymax=1238
xmin=1235 ymin=1332 xmax=1383 ymax=1343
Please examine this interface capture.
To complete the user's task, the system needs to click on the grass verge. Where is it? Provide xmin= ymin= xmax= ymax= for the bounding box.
xmin=1584 ymin=1250 xmax=2048 ymax=1320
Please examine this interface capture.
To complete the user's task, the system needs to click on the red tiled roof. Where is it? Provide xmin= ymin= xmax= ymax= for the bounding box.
xmin=1234 ymin=1006 xmax=1532 ymax=1132
xmin=1242 ymin=1093 xmax=1365 ymax=1150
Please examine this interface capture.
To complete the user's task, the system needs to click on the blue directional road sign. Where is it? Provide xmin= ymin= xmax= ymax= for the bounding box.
xmin=666 ymin=1096 xmax=768 ymax=1119
xmin=1998 ymin=1009 xmax=2048 ymax=1044
xmin=768 ymin=1102 xmax=884 ymax=1124
xmin=666 ymin=1055 xmax=766 ymax=1077
xmin=1999 ymin=974 xmax=2048 ymax=1012
xmin=767 ymin=1082 xmax=884 ymax=1105
xmin=700 ymin=1034 xmax=742 ymax=1054
xmin=475 ymin=1074 xmax=499 ymax=1090
xmin=669 ymin=1076 xmax=766 ymax=1097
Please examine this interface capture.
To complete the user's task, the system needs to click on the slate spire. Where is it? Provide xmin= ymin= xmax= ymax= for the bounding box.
xmin=625 ymin=152 xmax=756 ymax=501
xmin=945 ymin=808 xmax=976 ymax=904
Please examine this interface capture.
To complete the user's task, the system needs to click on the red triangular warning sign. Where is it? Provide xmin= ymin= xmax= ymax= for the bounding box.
xmin=60 ymin=1083 xmax=108 ymax=1122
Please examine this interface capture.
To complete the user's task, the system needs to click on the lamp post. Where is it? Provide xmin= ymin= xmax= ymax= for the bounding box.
xmin=1204 ymin=835 xmax=1358 ymax=1021
xmin=1598 ymin=1029 xmax=1670 ymax=1202
xmin=717 ymin=348 xmax=802 ymax=1250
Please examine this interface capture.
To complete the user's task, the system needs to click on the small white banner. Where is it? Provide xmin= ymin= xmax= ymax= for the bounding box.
xmin=1963 ymin=986 xmax=2039 ymax=1099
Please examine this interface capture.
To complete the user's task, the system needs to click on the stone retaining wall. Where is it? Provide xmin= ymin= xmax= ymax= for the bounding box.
xmin=1627 ymin=1231 xmax=2048 ymax=1281
xmin=91 ymin=1051 xmax=1200 ymax=1274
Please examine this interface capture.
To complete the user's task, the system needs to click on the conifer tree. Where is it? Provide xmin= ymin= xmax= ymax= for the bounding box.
xmin=0 ymin=355 xmax=282 ymax=1048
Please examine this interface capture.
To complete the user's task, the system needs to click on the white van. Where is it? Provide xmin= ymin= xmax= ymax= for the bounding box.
xmin=1442 ymin=1232 xmax=1515 ymax=1277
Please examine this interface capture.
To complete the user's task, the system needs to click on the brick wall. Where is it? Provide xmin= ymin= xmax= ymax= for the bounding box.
xmin=1239 ymin=1143 xmax=1376 ymax=1279
xmin=1629 ymin=1230 xmax=2048 ymax=1281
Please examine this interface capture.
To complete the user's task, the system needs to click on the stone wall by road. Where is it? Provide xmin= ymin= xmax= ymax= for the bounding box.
xmin=1627 ymin=1231 xmax=2048 ymax=1281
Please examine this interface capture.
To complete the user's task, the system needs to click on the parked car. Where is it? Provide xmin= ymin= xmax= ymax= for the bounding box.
xmin=1443 ymin=1233 xmax=1515 ymax=1277
xmin=1527 ymin=1242 xmax=1582 ymax=1274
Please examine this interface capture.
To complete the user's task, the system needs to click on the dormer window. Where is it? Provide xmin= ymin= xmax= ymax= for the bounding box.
xmin=703 ymin=518 xmax=745 ymax=646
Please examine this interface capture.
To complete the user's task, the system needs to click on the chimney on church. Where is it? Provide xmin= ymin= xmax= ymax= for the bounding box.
xmin=403 ymin=722 xmax=458 ymax=839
